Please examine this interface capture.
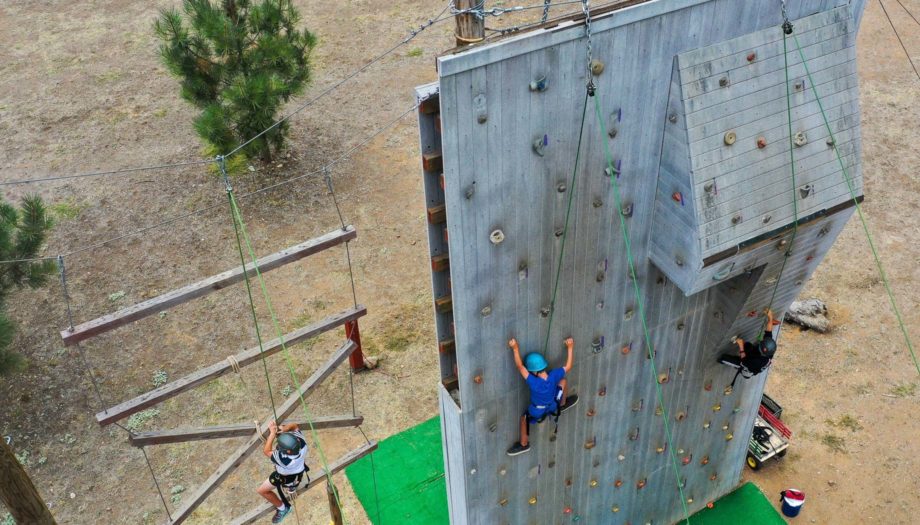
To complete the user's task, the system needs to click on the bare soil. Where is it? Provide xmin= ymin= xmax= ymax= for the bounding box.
xmin=0 ymin=1 xmax=918 ymax=524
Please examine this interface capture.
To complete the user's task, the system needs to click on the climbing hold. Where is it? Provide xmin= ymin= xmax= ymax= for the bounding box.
xmin=470 ymin=468 xmax=477 ymax=475
xmin=593 ymin=198 xmax=603 ymax=208
xmin=746 ymin=52 xmax=757 ymax=62
xmin=481 ymin=306 xmax=492 ymax=317
xmin=721 ymin=423 xmax=729 ymax=431
xmin=622 ymin=344 xmax=632 ymax=355
xmin=806 ymin=255 xmax=814 ymax=261
xmin=687 ymin=497 xmax=694 ymax=504
xmin=668 ymin=112 xmax=678 ymax=123
xmin=518 ymin=262 xmax=528 ymax=280
xmin=596 ymin=301 xmax=604 ymax=310
xmin=477 ymin=114 xmax=488 ymax=124
xmin=593 ymin=458 xmax=601 ymax=468
xmin=548 ymin=461 xmax=555 ymax=468
xmin=564 ymin=506 xmax=573 ymax=514
xmin=826 ymin=137 xmax=835 ymax=147
xmin=529 ymin=75 xmax=548 ymax=92
xmin=621 ymin=203 xmax=633 ymax=217
xmin=629 ymin=428 xmax=639 ymax=441
xmin=540 ymin=306 xmax=551 ymax=317
xmin=747 ymin=310 xmax=758 ymax=317
xmin=587 ymin=408 xmax=596 ymax=417
xmin=591 ymin=337 xmax=604 ymax=353
xmin=818 ymin=225 xmax=831 ymax=237
xmin=718 ymin=76 xmax=729 ymax=88
xmin=617 ymin=454 xmax=626 ymax=461
xmin=557 ymin=182 xmax=567 ymax=193
xmin=704 ymin=380 xmax=712 ymax=391
xmin=585 ymin=437 xmax=596 ymax=449
xmin=724 ymin=385 xmax=733 ymax=395
xmin=707 ymin=502 xmax=714 ymax=508
xmin=533 ymin=134 xmax=548 ymax=156
xmin=590 ymin=479 xmax=599 ymax=487
xmin=710 ymin=473 xmax=718 ymax=481
xmin=624 ymin=308 xmax=634 ymax=320
xmin=712 ymin=403 xmax=722 ymax=412
xmin=555 ymin=228 xmax=564 ymax=238
xmin=632 ymin=399 xmax=643 ymax=411
xmin=490 ymin=229 xmax=505 ymax=244
xmin=473 ymin=375 xmax=483 ymax=384
xmin=672 ymin=192 xmax=684 ymax=205
xmin=732 ymin=405 xmax=741 ymax=413
xmin=529 ymin=496 xmax=538 ymax=505
xmin=682 ymin=455 xmax=692 ymax=465
xmin=596 ymin=270 xmax=605 ymax=283
xmin=491 ymin=424 xmax=498 ymax=433
xmin=777 ymin=239 xmax=788 ymax=250
xmin=677 ymin=321 xmax=685 ymax=330
xmin=794 ymin=79 xmax=805 ymax=91
xmin=678 ymin=448 xmax=685 ymax=454
xmin=676 ymin=411 xmax=686 ymax=421
xmin=612 ymin=505 xmax=620 ymax=512
xmin=675 ymin=255 xmax=684 ymax=267
xmin=573 ymin=516 xmax=581 ymax=522
xmin=605 ymin=165 xmax=620 ymax=178
xmin=590 ymin=59 xmax=605 ymax=75
xmin=500 ymin=498 xmax=508 ymax=506
xmin=794 ymin=131 xmax=807 ymax=147
xmin=731 ymin=213 xmax=742 ymax=225
xmin=756 ymin=136 xmax=767 ymax=149
xmin=701 ymin=456 xmax=709 ymax=465
xmin=465 ymin=185 xmax=475 ymax=199
xmin=656 ymin=446 xmax=665 ymax=454
xmin=762 ymin=214 xmax=772 ymax=224
xmin=637 ymin=479 xmax=647 ymax=489
xmin=712 ymin=263 xmax=733 ymax=281
xmin=598 ymin=386 xmax=607 ymax=396
xmin=799 ymin=184 xmax=813 ymax=198
xmin=615 ymin=479 xmax=623 ymax=488
xmin=655 ymin=405 xmax=663 ymax=416
xmin=723 ymin=131 xmax=736 ymax=145
xmin=725 ymin=433 xmax=734 ymax=441
xmin=565 ymin=478 xmax=573 ymax=486
xmin=658 ymin=370 xmax=669 ymax=384
xmin=608 ymin=126 xmax=618 ymax=138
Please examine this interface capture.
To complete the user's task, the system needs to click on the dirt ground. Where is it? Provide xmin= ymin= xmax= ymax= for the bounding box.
xmin=0 ymin=0 xmax=917 ymax=524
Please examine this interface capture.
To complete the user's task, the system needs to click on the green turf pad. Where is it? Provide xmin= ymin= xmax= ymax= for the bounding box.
xmin=346 ymin=416 xmax=448 ymax=525
xmin=690 ymin=482 xmax=786 ymax=525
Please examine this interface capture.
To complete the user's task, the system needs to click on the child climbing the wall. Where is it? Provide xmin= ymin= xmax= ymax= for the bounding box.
xmin=257 ymin=420 xmax=309 ymax=523
xmin=506 ymin=336 xmax=578 ymax=456
xmin=718 ymin=308 xmax=781 ymax=391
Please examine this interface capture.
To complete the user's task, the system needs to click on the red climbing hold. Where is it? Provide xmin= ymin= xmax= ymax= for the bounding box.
xmin=672 ymin=192 xmax=684 ymax=205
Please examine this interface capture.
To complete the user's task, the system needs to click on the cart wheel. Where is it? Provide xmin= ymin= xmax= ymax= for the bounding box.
xmin=746 ymin=453 xmax=761 ymax=470
xmin=776 ymin=448 xmax=788 ymax=458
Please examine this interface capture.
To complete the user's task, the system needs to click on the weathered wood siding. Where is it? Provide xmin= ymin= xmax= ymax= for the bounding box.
xmin=419 ymin=0 xmax=864 ymax=523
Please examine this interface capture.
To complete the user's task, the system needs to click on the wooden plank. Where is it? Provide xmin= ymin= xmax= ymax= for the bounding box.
xmin=167 ymin=340 xmax=358 ymax=525
xmin=96 ymin=306 xmax=366 ymax=426
xmin=427 ymin=204 xmax=447 ymax=224
xmin=228 ymin=441 xmax=379 ymax=525
xmin=435 ymin=295 xmax=453 ymax=314
xmin=438 ymin=338 xmax=456 ymax=354
xmin=61 ymin=227 xmax=357 ymax=346
xmin=128 ymin=415 xmax=364 ymax=447
xmin=423 ymin=151 xmax=443 ymax=172
xmin=431 ymin=254 xmax=450 ymax=272
xmin=441 ymin=375 xmax=459 ymax=391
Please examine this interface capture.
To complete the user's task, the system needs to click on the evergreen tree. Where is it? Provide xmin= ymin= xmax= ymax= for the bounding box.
xmin=154 ymin=0 xmax=316 ymax=162
xmin=0 ymin=196 xmax=55 ymax=375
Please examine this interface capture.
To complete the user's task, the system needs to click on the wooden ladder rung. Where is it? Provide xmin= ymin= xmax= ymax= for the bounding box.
xmin=423 ymin=151 xmax=443 ymax=173
xmin=441 ymin=375 xmax=459 ymax=391
xmin=427 ymin=204 xmax=447 ymax=224
xmin=431 ymin=254 xmax=450 ymax=272
xmin=419 ymin=97 xmax=439 ymax=115
xmin=438 ymin=338 xmax=455 ymax=354
xmin=435 ymin=294 xmax=453 ymax=314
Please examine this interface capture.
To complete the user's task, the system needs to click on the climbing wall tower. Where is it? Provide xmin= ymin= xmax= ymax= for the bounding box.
xmin=417 ymin=1 xmax=867 ymax=523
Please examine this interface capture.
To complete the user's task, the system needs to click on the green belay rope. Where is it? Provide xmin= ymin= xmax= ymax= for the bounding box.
xmin=541 ymin=89 xmax=591 ymax=356
xmin=790 ymin=32 xmax=920 ymax=376
xmin=590 ymin=93 xmax=691 ymax=523
xmin=219 ymin=163 xmax=350 ymax=520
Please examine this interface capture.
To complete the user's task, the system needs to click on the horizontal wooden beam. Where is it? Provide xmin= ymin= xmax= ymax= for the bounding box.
xmin=167 ymin=340 xmax=358 ymax=525
xmin=96 ymin=306 xmax=366 ymax=426
xmin=61 ymin=226 xmax=357 ymax=346
xmin=129 ymin=415 xmax=363 ymax=447
xmin=228 ymin=440 xmax=379 ymax=525
xmin=422 ymin=152 xmax=443 ymax=173
xmin=438 ymin=338 xmax=455 ymax=354
xmin=435 ymin=295 xmax=453 ymax=314
xmin=431 ymin=254 xmax=450 ymax=272
xmin=427 ymin=204 xmax=446 ymax=224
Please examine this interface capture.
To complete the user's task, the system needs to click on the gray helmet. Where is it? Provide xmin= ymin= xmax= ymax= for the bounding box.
xmin=276 ymin=432 xmax=302 ymax=455
xmin=759 ymin=338 xmax=777 ymax=357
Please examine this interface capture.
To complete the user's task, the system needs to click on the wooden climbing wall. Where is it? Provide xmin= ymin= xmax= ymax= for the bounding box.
xmin=416 ymin=1 xmax=867 ymax=523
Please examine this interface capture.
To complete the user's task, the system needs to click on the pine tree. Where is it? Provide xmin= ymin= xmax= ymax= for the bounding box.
xmin=0 ymin=196 xmax=55 ymax=375
xmin=154 ymin=0 xmax=316 ymax=162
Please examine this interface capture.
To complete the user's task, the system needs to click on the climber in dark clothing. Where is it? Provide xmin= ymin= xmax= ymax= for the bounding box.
xmin=719 ymin=309 xmax=781 ymax=389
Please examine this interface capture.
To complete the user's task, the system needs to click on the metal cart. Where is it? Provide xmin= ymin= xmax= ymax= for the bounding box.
xmin=747 ymin=395 xmax=792 ymax=470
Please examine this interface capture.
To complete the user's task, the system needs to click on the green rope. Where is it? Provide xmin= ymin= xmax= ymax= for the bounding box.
xmin=541 ymin=89 xmax=591 ymax=356
xmin=223 ymin=183 xmax=349 ymax=519
xmin=791 ymin=32 xmax=920 ymax=376
xmin=222 ymin=166 xmax=280 ymax=424
xmin=759 ymin=27 xmax=802 ymax=339
xmin=591 ymin=94 xmax=690 ymax=523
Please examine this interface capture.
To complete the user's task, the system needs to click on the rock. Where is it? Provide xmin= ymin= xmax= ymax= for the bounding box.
xmin=785 ymin=298 xmax=830 ymax=332
xmin=70 ymin=492 xmax=76 ymax=499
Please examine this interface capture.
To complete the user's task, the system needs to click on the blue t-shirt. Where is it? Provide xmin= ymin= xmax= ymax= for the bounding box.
xmin=526 ymin=367 xmax=566 ymax=412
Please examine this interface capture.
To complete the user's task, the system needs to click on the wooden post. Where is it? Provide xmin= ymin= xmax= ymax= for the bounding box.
xmin=345 ymin=320 xmax=365 ymax=372
xmin=0 ymin=440 xmax=56 ymax=525
xmin=326 ymin=482 xmax=343 ymax=525
xmin=454 ymin=0 xmax=484 ymax=46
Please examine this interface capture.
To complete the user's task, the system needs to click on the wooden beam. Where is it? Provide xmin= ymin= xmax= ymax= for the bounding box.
xmin=435 ymin=295 xmax=453 ymax=314
xmin=61 ymin=226 xmax=357 ymax=346
xmin=427 ymin=204 xmax=446 ymax=224
xmin=228 ymin=441 xmax=379 ymax=525
xmin=438 ymin=338 xmax=455 ymax=354
xmin=422 ymin=151 xmax=443 ymax=173
xmin=96 ymin=306 xmax=366 ymax=426
xmin=431 ymin=254 xmax=450 ymax=272
xmin=0 ymin=440 xmax=57 ymax=525
xmin=167 ymin=340 xmax=358 ymax=525
xmin=129 ymin=415 xmax=364 ymax=447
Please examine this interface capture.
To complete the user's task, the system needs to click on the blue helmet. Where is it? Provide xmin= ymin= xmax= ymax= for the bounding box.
xmin=524 ymin=352 xmax=548 ymax=373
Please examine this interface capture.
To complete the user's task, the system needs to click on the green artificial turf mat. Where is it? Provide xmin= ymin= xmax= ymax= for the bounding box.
xmin=346 ymin=416 xmax=448 ymax=525
xmin=689 ymin=481 xmax=787 ymax=525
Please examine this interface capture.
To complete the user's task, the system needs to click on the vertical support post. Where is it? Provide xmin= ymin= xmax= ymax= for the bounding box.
xmin=345 ymin=320 xmax=365 ymax=372
xmin=0 ymin=439 xmax=57 ymax=525
xmin=454 ymin=0 xmax=485 ymax=46
xmin=326 ymin=482 xmax=343 ymax=525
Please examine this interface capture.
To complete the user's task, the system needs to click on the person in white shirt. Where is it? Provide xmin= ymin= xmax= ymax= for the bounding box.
xmin=257 ymin=421 xmax=309 ymax=524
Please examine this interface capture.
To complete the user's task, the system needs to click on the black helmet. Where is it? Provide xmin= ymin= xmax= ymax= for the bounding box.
xmin=276 ymin=432 xmax=302 ymax=455
xmin=759 ymin=338 xmax=777 ymax=357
